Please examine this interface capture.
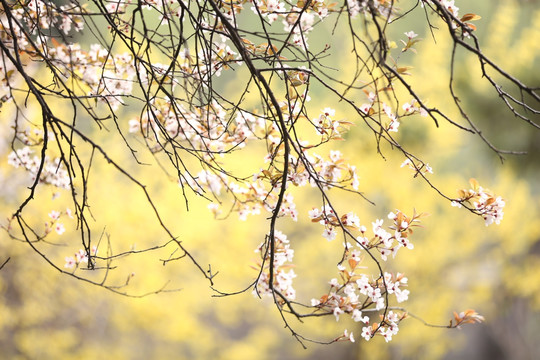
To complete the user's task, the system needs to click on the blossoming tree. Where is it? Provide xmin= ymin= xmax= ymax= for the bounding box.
xmin=1 ymin=0 xmax=537 ymax=345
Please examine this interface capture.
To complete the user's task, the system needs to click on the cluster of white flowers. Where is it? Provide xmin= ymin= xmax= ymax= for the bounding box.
xmin=129 ymin=99 xmax=261 ymax=156
xmin=6 ymin=128 xmax=71 ymax=189
xmin=304 ymin=208 xmax=426 ymax=342
xmin=43 ymin=43 xmax=137 ymax=110
xmin=249 ymin=0 xmax=332 ymax=49
xmin=307 ymin=151 xmax=360 ymax=190
xmin=421 ymin=0 xmax=459 ymax=16
xmin=383 ymin=271 xmax=410 ymax=303
xmin=254 ymin=230 xmax=296 ymax=300
xmin=370 ymin=214 xmax=414 ymax=259
xmin=421 ymin=0 xmax=462 ymax=30
xmin=310 ymin=230 xmax=411 ymax=341
xmin=184 ymin=170 xmax=227 ymax=196
xmin=402 ymin=98 xmax=429 ymax=117
xmin=191 ymin=170 xmax=301 ymax=222
xmin=65 ymin=246 xmax=98 ymax=269
xmin=382 ymin=103 xmax=400 ymax=132
xmin=362 ymin=310 xmax=401 ymax=342
xmin=47 ymin=209 xmax=68 ymax=236
xmin=173 ymin=110 xmax=359 ymax=225
xmin=309 ymin=207 xmax=419 ymax=260
xmin=9 ymin=0 xmax=83 ymax=36
xmin=453 ymin=179 xmax=505 ymax=226
xmin=401 ymin=158 xmax=433 ymax=175
xmin=0 ymin=1 xmax=83 ymax=103
xmin=309 ymin=205 xmax=339 ymax=241
xmin=8 ymin=147 xmax=70 ymax=189
xmin=360 ymin=91 xmax=429 ymax=134
xmin=347 ymin=0 xmax=397 ymax=20
xmin=475 ymin=194 xmax=505 ymax=226
xmin=313 ymin=107 xmax=354 ymax=140
xmin=251 ymin=0 xmax=285 ymax=24
xmin=439 ymin=0 xmax=460 ymax=17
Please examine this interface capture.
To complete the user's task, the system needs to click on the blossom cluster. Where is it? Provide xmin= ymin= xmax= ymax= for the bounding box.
xmin=8 ymin=146 xmax=70 ymax=189
xmin=422 ymin=0 xmax=481 ymax=36
xmin=129 ymin=100 xmax=263 ymax=157
xmin=103 ymin=0 xmax=335 ymax=52
xmin=41 ymin=42 xmax=137 ymax=110
xmin=360 ymin=90 xmax=429 ymax=134
xmin=176 ymin=107 xmax=359 ymax=223
xmin=4 ymin=207 xmax=73 ymax=244
xmin=196 ymin=146 xmax=360 ymax=223
xmin=347 ymin=0 xmax=398 ymax=20
xmin=46 ymin=209 xmax=72 ymax=236
xmin=283 ymin=1 xmax=333 ymax=48
xmin=452 ymin=178 xmax=505 ymax=226
xmin=401 ymin=158 xmax=433 ymax=176
xmin=313 ymin=107 xmax=355 ymax=141
xmin=261 ymin=208 xmax=419 ymax=342
xmin=3 ymin=0 xmax=83 ymax=39
xmin=65 ymin=245 xmax=98 ymax=269
xmin=254 ymin=230 xmax=296 ymax=301
xmin=6 ymin=127 xmax=71 ymax=189
xmin=281 ymin=149 xmax=360 ymax=191
xmin=310 ymin=228 xmax=412 ymax=342
xmin=432 ymin=0 xmax=459 ymax=17
xmin=421 ymin=0 xmax=459 ymax=18
xmin=186 ymin=169 xmax=297 ymax=222
xmin=0 ymin=1 xmax=83 ymax=102
xmin=309 ymin=207 xmax=424 ymax=260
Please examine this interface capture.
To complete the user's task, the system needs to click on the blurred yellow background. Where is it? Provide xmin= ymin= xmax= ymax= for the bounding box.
xmin=1 ymin=0 xmax=540 ymax=359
